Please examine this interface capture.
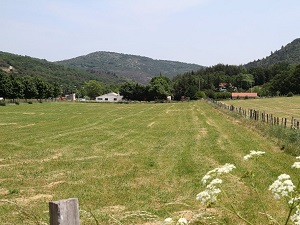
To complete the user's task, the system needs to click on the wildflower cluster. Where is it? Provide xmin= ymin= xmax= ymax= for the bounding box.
xmin=243 ymin=150 xmax=265 ymax=161
xmin=163 ymin=217 xmax=188 ymax=225
xmin=269 ymin=174 xmax=295 ymax=199
xmin=291 ymin=208 xmax=300 ymax=224
xmin=269 ymin=156 xmax=300 ymax=224
xmin=196 ymin=163 xmax=236 ymax=205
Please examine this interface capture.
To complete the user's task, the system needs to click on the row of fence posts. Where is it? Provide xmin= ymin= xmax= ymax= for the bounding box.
xmin=207 ymin=98 xmax=300 ymax=130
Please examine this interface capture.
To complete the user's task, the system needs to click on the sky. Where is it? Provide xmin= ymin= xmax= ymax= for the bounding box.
xmin=1 ymin=0 xmax=299 ymax=66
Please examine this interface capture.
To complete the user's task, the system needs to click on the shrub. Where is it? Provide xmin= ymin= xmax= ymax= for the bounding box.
xmin=287 ymin=92 xmax=294 ymax=97
xmin=0 ymin=102 xmax=6 ymax=106
xmin=28 ymin=101 xmax=33 ymax=104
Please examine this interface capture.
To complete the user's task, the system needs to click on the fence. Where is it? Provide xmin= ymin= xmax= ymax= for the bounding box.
xmin=207 ymin=98 xmax=300 ymax=130
xmin=49 ymin=198 xmax=80 ymax=225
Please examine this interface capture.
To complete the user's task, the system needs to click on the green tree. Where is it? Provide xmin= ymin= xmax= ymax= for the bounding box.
xmin=148 ymin=75 xmax=172 ymax=100
xmin=21 ymin=76 xmax=38 ymax=100
xmin=52 ymin=82 xmax=62 ymax=98
xmin=9 ymin=76 xmax=24 ymax=101
xmin=85 ymin=80 xmax=104 ymax=99
xmin=0 ymin=72 xmax=13 ymax=100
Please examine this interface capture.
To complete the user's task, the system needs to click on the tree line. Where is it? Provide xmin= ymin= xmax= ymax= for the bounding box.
xmin=1 ymin=62 xmax=300 ymax=102
xmin=0 ymin=71 xmax=62 ymax=101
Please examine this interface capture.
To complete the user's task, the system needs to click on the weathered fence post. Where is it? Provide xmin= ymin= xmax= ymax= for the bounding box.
xmin=49 ymin=198 xmax=80 ymax=225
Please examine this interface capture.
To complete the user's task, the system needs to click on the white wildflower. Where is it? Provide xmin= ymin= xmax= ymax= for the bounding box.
xmin=243 ymin=150 xmax=265 ymax=160
xmin=177 ymin=217 xmax=188 ymax=225
xmin=164 ymin=217 xmax=173 ymax=224
xmin=288 ymin=196 xmax=300 ymax=205
xmin=197 ymin=179 xmax=222 ymax=204
xmin=201 ymin=174 xmax=212 ymax=185
xmin=292 ymin=162 xmax=300 ymax=169
xmin=202 ymin=163 xmax=236 ymax=185
xmin=291 ymin=207 xmax=300 ymax=225
xmin=296 ymin=156 xmax=300 ymax=159
xmin=269 ymin=174 xmax=295 ymax=199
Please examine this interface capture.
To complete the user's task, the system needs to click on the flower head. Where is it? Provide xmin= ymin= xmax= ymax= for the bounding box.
xmin=269 ymin=174 xmax=295 ymax=199
xmin=291 ymin=207 xmax=300 ymax=225
xmin=164 ymin=217 xmax=173 ymax=224
xmin=201 ymin=163 xmax=236 ymax=185
xmin=296 ymin=156 xmax=300 ymax=159
xmin=243 ymin=150 xmax=265 ymax=160
xmin=292 ymin=162 xmax=300 ymax=169
xmin=177 ymin=217 xmax=188 ymax=225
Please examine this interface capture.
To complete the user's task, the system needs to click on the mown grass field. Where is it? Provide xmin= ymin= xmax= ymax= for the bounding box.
xmin=0 ymin=101 xmax=299 ymax=224
xmin=223 ymin=96 xmax=300 ymax=120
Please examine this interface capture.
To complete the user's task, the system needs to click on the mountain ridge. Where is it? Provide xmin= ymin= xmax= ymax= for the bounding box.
xmin=245 ymin=38 xmax=300 ymax=68
xmin=55 ymin=51 xmax=205 ymax=84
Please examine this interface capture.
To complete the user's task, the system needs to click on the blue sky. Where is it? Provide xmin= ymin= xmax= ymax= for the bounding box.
xmin=1 ymin=0 xmax=299 ymax=66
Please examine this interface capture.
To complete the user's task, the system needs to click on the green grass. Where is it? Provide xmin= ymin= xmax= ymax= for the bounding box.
xmin=223 ymin=95 xmax=300 ymax=120
xmin=0 ymin=101 xmax=299 ymax=224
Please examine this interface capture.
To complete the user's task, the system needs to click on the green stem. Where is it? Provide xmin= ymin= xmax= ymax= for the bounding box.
xmin=252 ymin=180 xmax=271 ymax=223
xmin=221 ymin=188 xmax=255 ymax=225
xmin=285 ymin=180 xmax=300 ymax=225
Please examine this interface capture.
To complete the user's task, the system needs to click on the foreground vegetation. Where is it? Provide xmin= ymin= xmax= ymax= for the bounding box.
xmin=0 ymin=101 xmax=299 ymax=224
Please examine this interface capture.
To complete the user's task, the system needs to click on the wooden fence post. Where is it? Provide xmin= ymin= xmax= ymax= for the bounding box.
xmin=49 ymin=198 xmax=80 ymax=225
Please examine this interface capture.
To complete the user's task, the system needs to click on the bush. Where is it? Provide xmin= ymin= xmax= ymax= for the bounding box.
xmin=0 ymin=102 xmax=6 ymax=106
xmin=287 ymin=92 xmax=294 ymax=97
xmin=28 ymin=101 xmax=33 ymax=104
xmin=15 ymin=101 xmax=20 ymax=105
xmin=194 ymin=91 xmax=206 ymax=99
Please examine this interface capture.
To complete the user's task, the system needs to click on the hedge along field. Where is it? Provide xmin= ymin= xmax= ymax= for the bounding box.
xmin=0 ymin=101 xmax=298 ymax=224
xmin=223 ymin=96 xmax=300 ymax=120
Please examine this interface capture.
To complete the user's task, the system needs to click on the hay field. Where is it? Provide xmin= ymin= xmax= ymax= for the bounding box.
xmin=0 ymin=101 xmax=298 ymax=224
xmin=223 ymin=96 xmax=300 ymax=120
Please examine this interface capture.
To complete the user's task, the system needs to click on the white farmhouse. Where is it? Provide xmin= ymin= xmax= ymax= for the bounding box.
xmin=95 ymin=92 xmax=123 ymax=102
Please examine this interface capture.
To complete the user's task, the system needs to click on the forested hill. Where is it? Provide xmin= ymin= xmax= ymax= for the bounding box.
xmin=56 ymin=51 xmax=204 ymax=84
xmin=0 ymin=51 xmax=125 ymax=86
xmin=245 ymin=38 xmax=300 ymax=68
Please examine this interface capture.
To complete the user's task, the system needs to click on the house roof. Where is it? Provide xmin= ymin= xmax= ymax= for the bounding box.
xmin=232 ymin=93 xmax=257 ymax=97
xmin=96 ymin=92 xmax=120 ymax=98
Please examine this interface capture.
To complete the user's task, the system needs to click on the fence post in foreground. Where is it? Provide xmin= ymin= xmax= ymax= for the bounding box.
xmin=49 ymin=198 xmax=80 ymax=225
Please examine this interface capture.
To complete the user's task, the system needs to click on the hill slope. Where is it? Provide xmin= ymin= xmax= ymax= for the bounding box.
xmin=56 ymin=51 xmax=204 ymax=84
xmin=0 ymin=51 xmax=125 ymax=86
xmin=245 ymin=38 xmax=300 ymax=68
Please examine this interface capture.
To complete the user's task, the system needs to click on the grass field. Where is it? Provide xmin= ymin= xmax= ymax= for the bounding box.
xmin=0 ymin=101 xmax=299 ymax=224
xmin=222 ymin=96 xmax=300 ymax=120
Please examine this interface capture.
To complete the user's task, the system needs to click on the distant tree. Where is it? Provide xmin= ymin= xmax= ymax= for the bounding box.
xmin=119 ymin=82 xmax=147 ymax=101
xmin=21 ymin=76 xmax=38 ymax=100
xmin=34 ymin=78 xmax=49 ymax=100
xmin=52 ymin=82 xmax=62 ymax=98
xmin=0 ymin=72 xmax=13 ymax=100
xmin=194 ymin=91 xmax=206 ymax=99
xmin=85 ymin=80 xmax=104 ymax=99
xmin=148 ymin=75 xmax=172 ymax=100
xmin=9 ymin=76 xmax=24 ymax=101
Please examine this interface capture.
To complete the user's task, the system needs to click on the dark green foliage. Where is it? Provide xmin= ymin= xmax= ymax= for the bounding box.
xmin=0 ymin=102 xmax=6 ymax=106
xmin=246 ymin=38 xmax=300 ymax=68
xmin=194 ymin=91 xmax=206 ymax=99
xmin=0 ymin=51 xmax=114 ymax=89
xmin=287 ymin=92 xmax=294 ymax=97
xmin=56 ymin=51 xmax=204 ymax=84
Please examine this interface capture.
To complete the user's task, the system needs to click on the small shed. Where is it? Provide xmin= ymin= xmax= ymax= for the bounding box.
xmin=232 ymin=92 xmax=258 ymax=99
xmin=95 ymin=92 xmax=123 ymax=102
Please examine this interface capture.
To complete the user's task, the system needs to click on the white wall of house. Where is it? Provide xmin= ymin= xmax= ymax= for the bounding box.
xmin=95 ymin=92 xmax=123 ymax=102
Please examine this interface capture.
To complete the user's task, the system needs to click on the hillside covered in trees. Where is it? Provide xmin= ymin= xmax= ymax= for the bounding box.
xmin=1 ymin=38 xmax=300 ymax=101
xmin=0 ymin=51 xmax=125 ymax=88
xmin=56 ymin=51 xmax=204 ymax=84
xmin=245 ymin=38 xmax=300 ymax=68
